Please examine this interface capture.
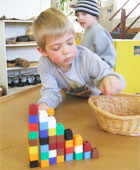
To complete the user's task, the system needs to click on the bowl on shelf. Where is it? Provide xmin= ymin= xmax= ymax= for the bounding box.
xmin=88 ymin=93 xmax=140 ymax=136
xmin=7 ymin=60 xmax=17 ymax=67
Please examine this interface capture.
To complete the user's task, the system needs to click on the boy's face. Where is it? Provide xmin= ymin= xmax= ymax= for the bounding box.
xmin=38 ymin=33 xmax=77 ymax=71
xmin=76 ymin=11 xmax=97 ymax=28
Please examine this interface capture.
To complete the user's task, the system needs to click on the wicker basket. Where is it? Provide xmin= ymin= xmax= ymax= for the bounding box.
xmin=88 ymin=94 xmax=140 ymax=136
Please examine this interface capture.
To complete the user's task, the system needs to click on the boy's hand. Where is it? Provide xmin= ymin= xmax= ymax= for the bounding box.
xmin=38 ymin=102 xmax=49 ymax=111
xmin=99 ymin=75 xmax=122 ymax=96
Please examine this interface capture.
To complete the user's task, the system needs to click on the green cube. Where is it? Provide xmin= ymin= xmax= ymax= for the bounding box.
xmin=74 ymin=152 xmax=83 ymax=160
xmin=29 ymin=131 xmax=38 ymax=140
xmin=56 ymin=123 xmax=64 ymax=135
xmin=40 ymin=152 xmax=49 ymax=160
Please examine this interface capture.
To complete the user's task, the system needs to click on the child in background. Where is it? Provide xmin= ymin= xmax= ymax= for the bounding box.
xmin=33 ymin=7 xmax=125 ymax=111
xmin=75 ymin=0 xmax=116 ymax=68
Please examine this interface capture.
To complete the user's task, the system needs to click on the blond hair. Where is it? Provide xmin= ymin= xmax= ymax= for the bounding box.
xmin=33 ymin=7 xmax=75 ymax=51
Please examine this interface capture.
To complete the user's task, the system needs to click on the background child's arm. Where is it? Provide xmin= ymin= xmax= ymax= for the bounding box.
xmin=99 ymin=75 xmax=122 ymax=96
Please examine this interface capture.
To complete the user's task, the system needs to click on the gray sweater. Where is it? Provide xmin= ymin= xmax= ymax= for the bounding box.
xmin=81 ymin=24 xmax=116 ymax=68
xmin=38 ymin=45 xmax=125 ymax=108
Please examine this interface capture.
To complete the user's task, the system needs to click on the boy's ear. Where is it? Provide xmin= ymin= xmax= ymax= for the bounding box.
xmin=37 ymin=47 xmax=48 ymax=56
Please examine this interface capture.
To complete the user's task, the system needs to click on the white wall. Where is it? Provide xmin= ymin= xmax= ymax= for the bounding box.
xmin=0 ymin=0 xmax=51 ymax=19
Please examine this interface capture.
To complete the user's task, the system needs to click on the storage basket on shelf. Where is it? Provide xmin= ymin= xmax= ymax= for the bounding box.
xmin=88 ymin=94 xmax=140 ymax=136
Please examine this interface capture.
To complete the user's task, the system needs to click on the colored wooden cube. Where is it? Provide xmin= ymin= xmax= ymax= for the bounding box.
xmin=57 ymin=141 xmax=64 ymax=149
xmin=65 ymin=147 xmax=73 ymax=154
xmin=39 ymin=137 xmax=49 ymax=145
xmin=74 ymin=152 xmax=83 ymax=160
xmin=91 ymin=147 xmax=99 ymax=159
xmin=65 ymin=153 xmax=73 ymax=162
xmin=40 ymin=160 xmax=49 ymax=168
xmin=83 ymin=141 xmax=92 ymax=152
xmin=40 ymin=152 xmax=49 ymax=160
xmin=29 ymin=146 xmax=38 ymax=154
xmin=29 ymin=104 xmax=38 ymax=115
xmin=49 ymin=136 xmax=56 ymax=143
xmin=65 ymin=140 xmax=73 ymax=148
xmin=57 ymin=149 xmax=64 ymax=156
xmin=40 ymin=144 xmax=49 ymax=153
xmin=29 ymin=115 xmax=38 ymax=124
xmin=48 ymin=116 xmax=56 ymax=128
xmin=47 ymin=108 xmax=55 ymax=116
xmin=49 ymin=143 xmax=57 ymax=150
xmin=56 ymin=135 xmax=64 ymax=142
xmin=39 ymin=129 xmax=48 ymax=138
xmin=39 ymin=110 xmax=48 ymax=122
xmin=29 ymin=131 xmax=38 ymax=140
xmin=83 ymin=151 xmax=91 ymax=159
xmin=48 ymin=128 xmax=56 ymax=136
xmin=49 ymin=157 xmax=56 ymax=165
xmin=56 ymin=123 xmax=64 ymax=135
xmin=57 ymin=155 xmax=64 ymax=163
xmin=73 ymin=134 xmax=83 ymax=146
xmin=64 ymin=129 xmax=73 ymax=140
xmin=29 ymin=160 xmax=39 ymax=168
xmin=29 ymin=139 xmax=38 ymax=146
xmin=28 ymin=123 xmax=38 ymax=132
xmin=74 ymin=145 xmax=83 ymax=153
xmin=29 ymin=153 xmax=39 ymax=161
xmin=39 ymin=122 xmax=48 ymax=130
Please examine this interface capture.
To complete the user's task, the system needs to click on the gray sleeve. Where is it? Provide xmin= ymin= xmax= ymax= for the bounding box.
xmin=37 ymin=57 xmax=62 ymax=108
xmin=87 ymin=52 xmax=126 ymax=90
xmin=93 ymin=30 xmax=117 ymax=68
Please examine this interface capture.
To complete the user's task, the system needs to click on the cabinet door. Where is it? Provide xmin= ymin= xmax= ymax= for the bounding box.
xmin=114 ymin=40 xmax=140 ymax=94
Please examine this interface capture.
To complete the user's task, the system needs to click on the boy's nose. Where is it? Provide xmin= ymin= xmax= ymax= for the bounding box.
xmin=62 ymin=45 xmax=70 ymax=54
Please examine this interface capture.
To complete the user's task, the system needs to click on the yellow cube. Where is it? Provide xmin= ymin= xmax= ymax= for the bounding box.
xmin=28 ymin=146 xmax=38 ymax=154
xmin=48 ymin=128 xmax=56 ymax=136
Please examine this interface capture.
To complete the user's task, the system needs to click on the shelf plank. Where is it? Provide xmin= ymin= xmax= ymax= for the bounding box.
xmin=7 ymin=65 xmax=37 ymax=71
xmin=2 ymin=20 xmax=34 ymax=23
xmin=6 ymin=42 xmax=37 ymax=47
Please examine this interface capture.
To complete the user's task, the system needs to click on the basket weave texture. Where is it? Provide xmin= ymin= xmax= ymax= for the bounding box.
xmin=88 ymin=94 xmax=140 ymax=136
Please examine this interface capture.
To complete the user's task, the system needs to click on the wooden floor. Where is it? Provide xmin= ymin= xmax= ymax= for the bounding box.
xmin=0 ymin=85 xmax=140 ymax=169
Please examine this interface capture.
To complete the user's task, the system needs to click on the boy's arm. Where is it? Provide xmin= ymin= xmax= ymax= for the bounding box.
xmin=86 ymin=51 xmax=126 ymax=95
xmin=37 ymin=57 xmax=62 ymax=109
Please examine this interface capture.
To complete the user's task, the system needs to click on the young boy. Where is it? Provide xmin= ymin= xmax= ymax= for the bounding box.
xmin=33 ymin=7 xmax=125 ymax=111
xmin=75 ymin=0 xmax=116 ymax=68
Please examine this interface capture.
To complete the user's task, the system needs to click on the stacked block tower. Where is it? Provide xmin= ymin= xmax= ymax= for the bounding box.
xmin=64 ymin=129 xmax=74 ymax=161
xmin=28 ymin=104 xmax=99 ymax=168
xmin=39 ymin=110 xmax=49 ymax=168
xmin=28 ymin=104 xmax=39 ymax=168
xmin=56 ymin=123 xmax=65 ymax=163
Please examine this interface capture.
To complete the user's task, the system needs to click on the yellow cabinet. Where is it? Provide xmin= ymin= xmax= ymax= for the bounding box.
xmin=114 ymin=40 xmax=140 ymax=94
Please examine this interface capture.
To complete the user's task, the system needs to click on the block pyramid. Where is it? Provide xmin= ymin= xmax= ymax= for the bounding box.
xmin=28 ymin=104 xmax=99 ymax=168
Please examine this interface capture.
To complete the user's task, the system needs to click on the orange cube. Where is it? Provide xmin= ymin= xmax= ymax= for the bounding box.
xmin=65 ymin=140 xmax=73 ymax=148
xmin=40 ymin=160 xmax=49 ymax=168
xmin=29 ymin=153 xmax=38 ymax=161
xmin=57 ymin=155 xmax=64 ymax=163
xmin=47 ymin=108 xmax=55 ymax=116
xmin=73 ymin=134 xmax=83 ymax=146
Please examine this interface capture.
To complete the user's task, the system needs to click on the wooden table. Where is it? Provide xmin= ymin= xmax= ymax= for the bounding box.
xmin=0 ymin=85 xmax=140 ymax=170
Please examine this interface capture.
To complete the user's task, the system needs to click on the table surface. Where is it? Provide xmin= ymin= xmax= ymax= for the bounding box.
xmin=0 ymin=85 xmax=140 ymax=170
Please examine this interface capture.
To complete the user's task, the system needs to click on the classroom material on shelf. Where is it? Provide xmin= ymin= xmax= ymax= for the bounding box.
xmin=28 ymin=104 xmax=99 ymax=168
xmin=0 ymin=19 xmax=40 ymax=94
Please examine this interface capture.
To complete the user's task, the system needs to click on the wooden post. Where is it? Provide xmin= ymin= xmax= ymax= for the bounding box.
xmin=120 ymin=9 xmax=126 ymax=39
